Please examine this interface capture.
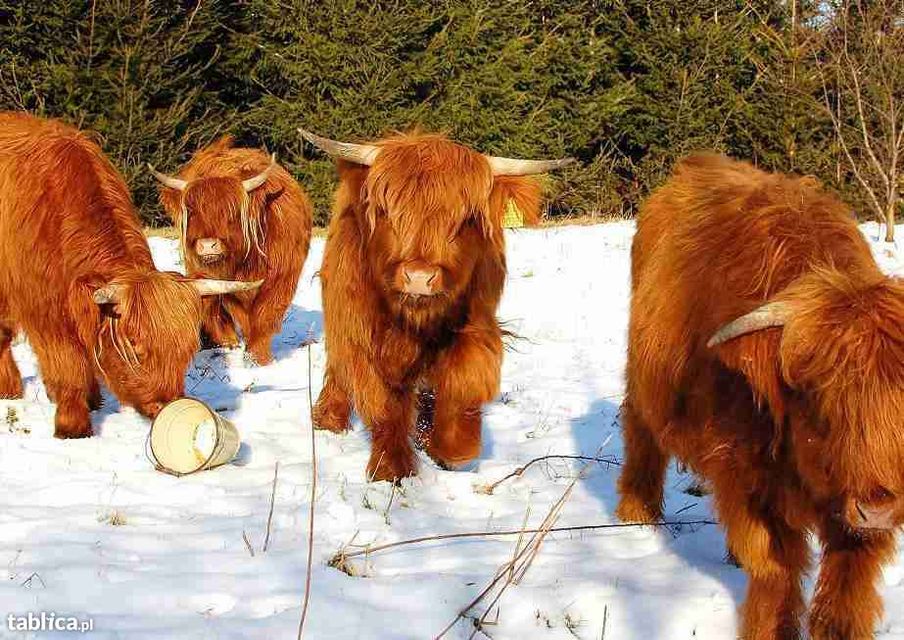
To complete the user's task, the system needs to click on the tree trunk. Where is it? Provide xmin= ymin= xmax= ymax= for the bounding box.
xmin=885 ymin=199 xmax=896 ymax=243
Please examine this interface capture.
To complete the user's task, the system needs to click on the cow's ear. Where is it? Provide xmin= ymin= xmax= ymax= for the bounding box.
xmin=158 ymin=185 xmax=184 ymax=226
xmin=488 ymin=176 xmax=543 ymax=232
xmin=335 ymin=160 xmax=372 ymax=230
xmin=210 ymin=135 xmax=235 ymax=152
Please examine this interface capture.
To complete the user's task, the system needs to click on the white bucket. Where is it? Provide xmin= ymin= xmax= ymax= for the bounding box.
xmin=149 ymin=398 xmax=240 ymax=476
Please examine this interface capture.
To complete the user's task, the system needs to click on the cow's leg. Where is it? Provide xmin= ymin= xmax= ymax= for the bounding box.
xmin=244 ymin=280 xmax=295 ymax=365
xmin=200 ymin=297 xmax=239 ymax=349
xmin=350 ymin=362 xmax=416 ymax=482
xmin=616 ymin=399 xmax=668 ymax=523
xmin=424 ymin=395 xmax=481 ymax=469
xmin=715 ymin=486 xmax=808 ymax=640
xmin=423 ymin=330 xmax=501 ymax=468
xmin=87 ymin=378 xmax=102 ymax=411
xmin=362 ymin=389 xmax=416 ymax=482
xmin=313 ymin=369 xmax=352 ymax=433
xmin=30 ymin=333 xmax=94 ymax=438
xmin=0 ymin=323 xmax=23 ymax=399
xmin=222 ymin=296 xmax=259 ymax=360
xmin=809 ymin=521 xmax=895 ymax=639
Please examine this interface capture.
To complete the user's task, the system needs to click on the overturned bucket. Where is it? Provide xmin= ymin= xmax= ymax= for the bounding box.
xmin=149 ymin=398 xmax=240 ymax=476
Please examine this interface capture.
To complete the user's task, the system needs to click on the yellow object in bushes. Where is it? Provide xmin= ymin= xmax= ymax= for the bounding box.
xmin=503 ymin=199 xmax=524 ymax=228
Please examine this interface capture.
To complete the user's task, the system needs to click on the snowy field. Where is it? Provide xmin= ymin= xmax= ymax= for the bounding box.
xmin=2 ymin=221 xmax=904 ymax=639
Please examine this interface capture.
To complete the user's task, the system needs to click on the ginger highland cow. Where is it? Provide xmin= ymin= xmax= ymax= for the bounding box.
xmin=618 ymin=153 xmax=904 ymax=639
xmin=151 ymin=137 xmax=313 ymax=364
xmin=301 ymin=127 xmax=572 ymax=481
xmin=0 ymin=113 xmax=261 ymax=437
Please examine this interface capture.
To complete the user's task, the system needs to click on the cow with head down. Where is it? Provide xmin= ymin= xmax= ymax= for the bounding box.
xmin=618 ymin=153 xmax=904 ymax=639
xmin=300 ymin=127 xmax=572 ymax=482
xmin=150 ymin=137 xmax=313 ymax=364
xmin=0 ymin=112 xmax=261 ymax=438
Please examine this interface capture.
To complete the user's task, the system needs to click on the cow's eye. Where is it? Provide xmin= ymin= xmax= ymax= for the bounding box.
xmin=868 ymin=486 xmax=895 ymax=503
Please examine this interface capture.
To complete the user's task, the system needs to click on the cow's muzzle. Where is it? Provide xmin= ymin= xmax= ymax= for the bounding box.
xmin=838 ymin=496 xmax=899 ymax=531
xmin=402 ymin=265 xmax=441 ymax=297
xmin=195 ymin=238 xmax=225 ymax=263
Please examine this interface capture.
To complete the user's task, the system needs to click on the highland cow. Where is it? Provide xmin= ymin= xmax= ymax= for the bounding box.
xmin=0 ymin=112 xmax=261 ymax=438
xmin=617 ymin=153 xmax=904 ymax=639
xmin=150 ymin=137 xmax=313 ymax=364
xmin=300 ymin=128 xmax=572 ymax=482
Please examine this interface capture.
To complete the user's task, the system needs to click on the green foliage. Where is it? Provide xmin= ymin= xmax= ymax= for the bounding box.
xmin=0 ymin=0 xmax=241 ymax=225
xmin=0 ymin=0 xmax=883 ymax=227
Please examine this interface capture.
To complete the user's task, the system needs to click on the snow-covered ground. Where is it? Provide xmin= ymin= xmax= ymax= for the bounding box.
xmin=2 ymin=222 xmax=904 ymax=639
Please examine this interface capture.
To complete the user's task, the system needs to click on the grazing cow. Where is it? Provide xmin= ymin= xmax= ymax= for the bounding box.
xmin=150 ymin=137 xmax=313 ymax=364
xmin=300 ymin=128 xmax=572 ymax=481
xmin=0 ymin=112 xmax=261 ymax=438
xmin=617 ymin=153 xmax=904 ymax=639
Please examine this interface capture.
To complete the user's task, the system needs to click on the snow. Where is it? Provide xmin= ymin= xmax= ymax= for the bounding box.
xmin=2 ymin=222 xmax=904 ymax=639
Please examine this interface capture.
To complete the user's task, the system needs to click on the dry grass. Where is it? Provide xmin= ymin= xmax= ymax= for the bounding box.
xmin=143 ymin=226 xmax=180 ymax=239
xmin=99 ymin=510 xmax=127 ymax=526
xmin=541 ymin=213 xmax=632 ymax=227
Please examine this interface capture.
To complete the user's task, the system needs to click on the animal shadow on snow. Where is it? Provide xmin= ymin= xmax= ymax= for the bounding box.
xmin=570 ymin=397 xmax=746 ymax=637
xmin=186 ymin=304 xmax=323 ymax=410
xmin=270 ymin=303 xmax=323 ymax=361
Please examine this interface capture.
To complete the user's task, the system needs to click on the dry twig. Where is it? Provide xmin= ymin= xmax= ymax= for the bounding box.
xmin=242 ymin=530 xmax=255 ymax=558
xmin=297 ymin=344 xmax=317 ymax=640
xmin=477 ymin=454 xmax=620 ymax=495
xmin=262 ymin=461 xmax=279 ymax=552
xmin=334 ymin=520 xmax=715 ymax=563
xmin=437 ymin=452 xmax=603 ymax=638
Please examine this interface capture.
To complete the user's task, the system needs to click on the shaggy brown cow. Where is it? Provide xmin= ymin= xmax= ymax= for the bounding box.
xmin=300 ymin=128 xmax=572 ymax=481
xmin=618 ymin=153 xmax=904 ymax=639
xmin=0 ymin=112 xmax=261 ymax=438
xmin=150 ymin=137 xmax=313 ymax=364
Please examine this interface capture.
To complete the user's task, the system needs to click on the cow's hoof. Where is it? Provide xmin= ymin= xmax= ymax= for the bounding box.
xmin=425 ymin=443 xmax=479 ymax=471
xmin=0 ymin=375 xmax=23 ymax=399
xmin=615 ymin=496 xmax=661 ymax=524
xmin=54 ymin=425 xmax=93 ymax=439
xmin=312 ymin=409 xmax=350 ymax=434
xmin=423 ymin=429 xmax=480 ymax=470
xmin=366 ymin=454 xmax=416 ymax=484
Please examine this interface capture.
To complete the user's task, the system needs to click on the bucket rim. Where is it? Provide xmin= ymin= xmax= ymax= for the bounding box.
xmin=148 ymin=397 xmax=232 ymax=477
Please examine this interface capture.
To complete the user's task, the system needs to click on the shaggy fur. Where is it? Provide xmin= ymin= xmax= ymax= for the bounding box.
xmin=159 ymin=137 xmax=313 ymax=364
xmin=617 ymin=153 xmax=904 ymax=639
xmin=314 ymin=132 xmax=542 ymax=482
xmin=0 ymin=112 xmax=205 ymax=437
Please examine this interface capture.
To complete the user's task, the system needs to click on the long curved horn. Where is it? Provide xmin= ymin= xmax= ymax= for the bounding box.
xmin=298 ymin=127 xmax=380 ymax=166
xmin=192 ymin=278 xmax=264 ymax=297
xmin=93 ymin=284 xmax=126 ymax=305
xmin=707 ymin=301 xmax=792 ymax=347
xmin=242 ymin=154 xmax=277 ymax=192
xmin=485 ymin=155 xmax=576 ymax=176
xmin=147 ymin=164 xmax=188 ymax=191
